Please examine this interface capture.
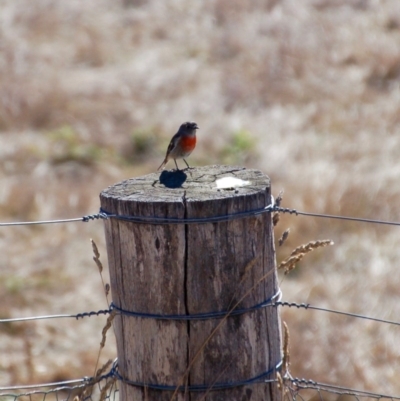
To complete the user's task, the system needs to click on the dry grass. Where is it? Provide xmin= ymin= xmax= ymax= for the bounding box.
xmin=1 ymin=0 xmax=400 ymax=395
xmin=278 ymin=240 xmax=333 ymax=274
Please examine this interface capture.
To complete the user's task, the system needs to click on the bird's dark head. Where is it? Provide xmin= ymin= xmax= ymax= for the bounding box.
xmin=181 ymin=121 xmax=199 ymax=131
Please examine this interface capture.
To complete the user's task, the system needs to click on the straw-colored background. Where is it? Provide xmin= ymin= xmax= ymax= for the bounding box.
xmin=1 ymin=0 xmax=400 ymax=394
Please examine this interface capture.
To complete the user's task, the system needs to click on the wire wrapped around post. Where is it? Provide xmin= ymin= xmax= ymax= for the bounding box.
xmin=100 ymin=165 xmax=282 ymax=401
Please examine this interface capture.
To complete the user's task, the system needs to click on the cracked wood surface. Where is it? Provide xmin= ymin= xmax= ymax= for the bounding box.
xmin=100 ymin=165 xmax=281 ymax=401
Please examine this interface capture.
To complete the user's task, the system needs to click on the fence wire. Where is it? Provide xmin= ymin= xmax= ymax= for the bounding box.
xmin=283 ymin=377 xmax=400 ymax=401
xmin=0 ymin=379 xmax=119 ymax=401
xmin=4 ymin=373 xmax=400 ymax=401
xmin=2 ymin=202 xmax=400 ymax=400
xmin=2 ymin=297 xmax=400 ymax=401
xmin=1 ymin=204 xmax=400 ymax=227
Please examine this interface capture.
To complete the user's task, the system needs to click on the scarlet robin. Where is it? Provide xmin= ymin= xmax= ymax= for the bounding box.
xmin=158 ymin=122 xmax=199 ymax=171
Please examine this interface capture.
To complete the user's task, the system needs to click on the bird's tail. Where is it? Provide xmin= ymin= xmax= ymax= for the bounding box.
xmin=157 ymin=159 xmax=167 ymax=171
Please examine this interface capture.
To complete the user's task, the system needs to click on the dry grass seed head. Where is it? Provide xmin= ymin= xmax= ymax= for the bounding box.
xmin=96 ymin=359 xmax=113 ymax=379
xmin=273 ymin=212 xmax=280 ymax=226
xmin=279 ymin=228 xmax=290 ymax=246
xmin=91 ymin=239 xmax=103 ymax=273
xmin=279 ymin=240 xmax=334 ymax=274
xmin=277 ymin=372 xmax=283 ymax=390
xmin=99 ymin=377 xmax=117 ymax=401
xmin=284 ymin=255 xmax=302 ymax=275
xmin=275 ymin=190 xmax=284 ymax=207
xmin=272 ymin=191 xmax=284 ymax=227
xmin=282 ymin=321 xmax=290 ymax=373
xmin=276 ymin=371 xmax=290 ymax=400
xmin=91 ymin=239 xmax=100 ymax=259
xmin=100 ymin=310 xmax=117 ymax=349
xmin=278 ymin=253 xmax=304 ymax=273
xmin=80 ymin=359 xmax=113 ymax=401
xmin=93 ymin=257 xmax=103 ymax=273
xmin=290 ymin=240 xmax=334 ymax=257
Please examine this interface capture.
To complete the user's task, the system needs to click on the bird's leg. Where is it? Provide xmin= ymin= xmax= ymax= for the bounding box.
xmin=183 ymin=159 xmax=190 ymax=169
xmin=174 ymin=159 xmax=180 ymax=171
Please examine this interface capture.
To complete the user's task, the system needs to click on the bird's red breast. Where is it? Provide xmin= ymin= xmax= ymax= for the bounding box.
xmin=179 ymin=134 xmax=197 ymax=153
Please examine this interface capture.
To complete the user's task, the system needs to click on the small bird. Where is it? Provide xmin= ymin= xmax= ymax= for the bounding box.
xmin=158 ymin=121 xmax=199 ymax=171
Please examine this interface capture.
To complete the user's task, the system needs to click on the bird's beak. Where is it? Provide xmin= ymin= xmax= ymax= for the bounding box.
xmin=194 ymin=124 xmax=199 ymax=129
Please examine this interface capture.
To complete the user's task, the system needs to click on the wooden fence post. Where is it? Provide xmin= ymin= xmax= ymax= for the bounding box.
xmin=100 ymin=165 xmax=281 ymax=401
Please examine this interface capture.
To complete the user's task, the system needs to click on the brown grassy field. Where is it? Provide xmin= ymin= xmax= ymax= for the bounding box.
xmin=1 ymin=0 xmax=400 ymax=396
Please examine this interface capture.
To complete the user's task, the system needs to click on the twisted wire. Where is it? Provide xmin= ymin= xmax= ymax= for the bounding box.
xmin=288 ymin=377 xmax=400 ymax=400
xmin=276 ymin=301 xmax=400 ymax=327
xmin=0 ymin=308 xmax=111 ymax=324
xmin=111 ymin=359 xmax=282 ymax=392
xmin=111 ymin=289 xmax=282 ymax=321
xmin=1 ymin=204 xmax=400 ymax=227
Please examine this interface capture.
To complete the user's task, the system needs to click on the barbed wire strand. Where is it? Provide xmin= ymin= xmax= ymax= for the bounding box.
xmin=0 ymin=217 xmax=84 ymax=226
xmin=293 ymin=209 xmax=400 ymax=227
xmin=288 ymin=377 xmax=400 ymax=400
xmin=2 ymin=297 xmax=400 ymax=327
xmin=0 ymin=378 xmax=87 ymax=391
xmin=0 ymin=308 xmax=111 ymax=324
xmin=3 ymin=369 xmax=400 ymax=400
xmin=0 ymin=364 xmax=118 ymax=394
xmin=276 ymin=301 xmax=400 ymax=327
xmin=1 ymin=205 xmax=400 ymax=227
xmin=99 ymin=206 xmax=400 ymax=226
xmin=0 ymin=213 xmax=107 ymax=227
xmin=2 ymin=204 xmax=400 ymax=398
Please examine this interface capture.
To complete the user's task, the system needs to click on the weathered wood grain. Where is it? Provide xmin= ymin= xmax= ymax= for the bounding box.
xmin=100 ymin=165 xmax=281 ymax=401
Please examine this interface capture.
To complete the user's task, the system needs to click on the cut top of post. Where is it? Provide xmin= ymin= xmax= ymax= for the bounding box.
xmin=100 ymin=165 xmax=271 ymax=223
